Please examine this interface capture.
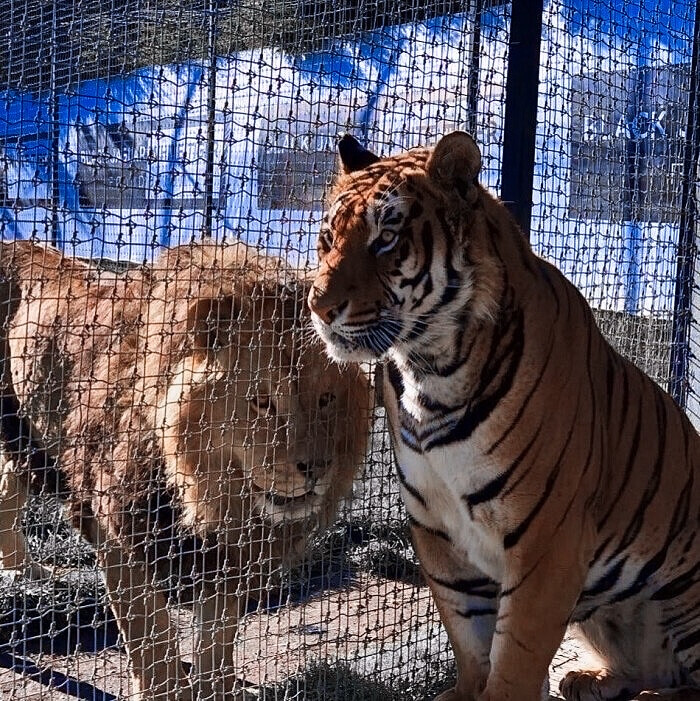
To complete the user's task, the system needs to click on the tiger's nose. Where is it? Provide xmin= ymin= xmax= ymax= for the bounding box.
xmin=307 ymin=285 xmax=347 ymax=325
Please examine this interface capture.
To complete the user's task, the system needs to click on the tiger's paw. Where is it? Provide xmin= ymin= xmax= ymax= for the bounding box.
xmin=560 ymin=670 xmax=638 ymax=701
xmin=560 ymin=671 xmax=606 ymax=701
xmin=635 ymin=690 xmax=700 ymax=700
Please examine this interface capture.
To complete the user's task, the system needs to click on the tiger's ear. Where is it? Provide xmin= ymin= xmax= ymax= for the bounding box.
xmin=426 ymin=131 xmax=481 ymax=190
xmin=338 ymin=134 xmax=380 ymax=173
xmin=187 ymin=295 xmax=238 ymax=351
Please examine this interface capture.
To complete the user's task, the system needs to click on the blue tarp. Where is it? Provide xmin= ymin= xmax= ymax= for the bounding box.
xmin=0 ymin=15 xmax=474 ymax=265
xmin=0 ymin=1 xmax=695 ymax=314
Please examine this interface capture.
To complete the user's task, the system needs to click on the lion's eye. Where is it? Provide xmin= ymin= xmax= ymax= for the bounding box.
xmin=318 ymin=392 xmax=336 ymax=409
xmin=370 ymin=229 xmax=399 ymax=256
xmin=250 ymin=395 xmax=276 ymax=416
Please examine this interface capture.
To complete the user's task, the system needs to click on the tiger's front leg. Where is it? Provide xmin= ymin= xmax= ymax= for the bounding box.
xmin=412 ymin=523 xmax=497 ymax=700
xmin=479 ymin=532 xmax=589 ymax=701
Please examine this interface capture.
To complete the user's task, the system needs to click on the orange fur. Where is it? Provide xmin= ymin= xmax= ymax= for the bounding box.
xmin=309 ymin=132 xmax=700 ymax=701
xmin=0 ymin=239 xmax=371 ymax=700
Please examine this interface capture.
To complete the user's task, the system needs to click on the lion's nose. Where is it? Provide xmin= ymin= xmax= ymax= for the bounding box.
xmin=294 ymin=460 xmax=328 ymax=482
xmin=307 ymin=286 xmax=347 ymax=325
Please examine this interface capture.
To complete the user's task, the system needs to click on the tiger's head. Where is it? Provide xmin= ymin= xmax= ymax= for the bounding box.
xmin=308 ymin=131 xmax=504 ymax=366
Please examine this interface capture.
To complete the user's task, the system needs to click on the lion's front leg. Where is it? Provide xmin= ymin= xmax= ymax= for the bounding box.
xmin=193 ymin=578 xmax=247 ymax=701
xmin=0 ymin=458 xmax=31 ymax=571
xmin=83 ymin=509 xmax=192 ymax=701
xmin=0 ymin=457 xmax=50 ymax=580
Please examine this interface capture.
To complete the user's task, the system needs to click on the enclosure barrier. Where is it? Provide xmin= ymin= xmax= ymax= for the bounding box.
xmin=0 ymin=0 xmax=699 ymax=699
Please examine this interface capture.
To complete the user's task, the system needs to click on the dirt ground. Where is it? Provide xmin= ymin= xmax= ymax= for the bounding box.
xmin=0 ymin=572 xmax=598 ymax=700
xmin=0 ymin=426 xmax=681 ymax=701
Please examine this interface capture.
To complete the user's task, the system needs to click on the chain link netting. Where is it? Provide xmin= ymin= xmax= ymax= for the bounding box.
xmin=0 ymin=0 xmax=698 ymax=699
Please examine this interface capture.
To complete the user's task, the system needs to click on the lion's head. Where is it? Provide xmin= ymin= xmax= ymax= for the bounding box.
xmin=144 ymin=243 xmax=371 ymax=537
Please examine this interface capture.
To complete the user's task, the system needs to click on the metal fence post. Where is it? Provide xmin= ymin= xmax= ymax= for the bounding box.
xmin=202 ymin=0 xmax=218 ymax=240
xmin=466 ymin=0 xmax=484 ymax=137
xmin=670 ymin=0 xmax=700 ymax=406
xmin=50 ymin=0 xmax=61 ymax=247
xmin=500 ymin=0 xmax=544 ymax=239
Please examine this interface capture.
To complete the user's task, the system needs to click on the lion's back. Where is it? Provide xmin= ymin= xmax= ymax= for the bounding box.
xmin=1 ymin=240 xmax=148 ymax=454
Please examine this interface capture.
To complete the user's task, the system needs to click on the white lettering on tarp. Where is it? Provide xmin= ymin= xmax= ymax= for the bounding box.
xmin=278 ymin=130 xmax=337 ymax=153
xmin=582 ymin=108 xmax=668 ymax=143
xmin=569 ymin=64 xmax=689 ymax=225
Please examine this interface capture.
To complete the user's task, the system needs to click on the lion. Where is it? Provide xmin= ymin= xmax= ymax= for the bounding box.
xmin=0 ymin=239 xmax=372 ymax=701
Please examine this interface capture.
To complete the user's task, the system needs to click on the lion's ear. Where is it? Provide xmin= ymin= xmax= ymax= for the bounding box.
xmin=187 ymin=296 xmax=237 ymax=351
xmin=338 ymin=134 xmax=380 ymax=173
xmin=426 ymin=131 xmax=481 ymax=190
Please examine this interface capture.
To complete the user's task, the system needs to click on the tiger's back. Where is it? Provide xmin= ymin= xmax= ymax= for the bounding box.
xmin=308 ymin=131 xmax=700 ymax=701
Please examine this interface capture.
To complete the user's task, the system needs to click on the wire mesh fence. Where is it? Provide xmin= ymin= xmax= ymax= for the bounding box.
xmin=0 ymin=0 xmax=698 ymax=700
xmin=532 ymin=0 xmax=699 ymax=406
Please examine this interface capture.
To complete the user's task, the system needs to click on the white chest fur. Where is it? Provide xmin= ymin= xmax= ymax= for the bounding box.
xmin=382 ymin=356 xmax=515 ymax=581
xmin=393 ymin=428 xmax=506 ymax=582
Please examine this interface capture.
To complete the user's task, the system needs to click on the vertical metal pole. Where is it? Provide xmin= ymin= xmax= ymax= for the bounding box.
xmin=669 ymin=0 xmax=700 ymax=406
xmin=202 ymin=0 xmax=218 ymax=240
xmin=466 ymin=0 xmax=483 ymax=137
xmin=500 ymin=0 xmax=544 ymax=239
xmin=50 ymin=0 xmax=61 ymax=246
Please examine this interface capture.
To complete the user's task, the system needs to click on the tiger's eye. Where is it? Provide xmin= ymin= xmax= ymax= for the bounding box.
xmin=371 ymin=230 xmax=399 ymax=256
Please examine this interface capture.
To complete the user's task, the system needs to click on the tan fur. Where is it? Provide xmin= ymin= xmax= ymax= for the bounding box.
xmin=0 ymin=239 xmax=371 ymax=700
xmin=308 ymin=132 xmax=700 ymax=701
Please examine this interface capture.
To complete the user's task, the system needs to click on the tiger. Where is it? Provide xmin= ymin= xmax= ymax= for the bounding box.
xmin=0 ymin=239 xmax=372 ymax=701
xmin=307 ymin=131 xmax=700 ymax=701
